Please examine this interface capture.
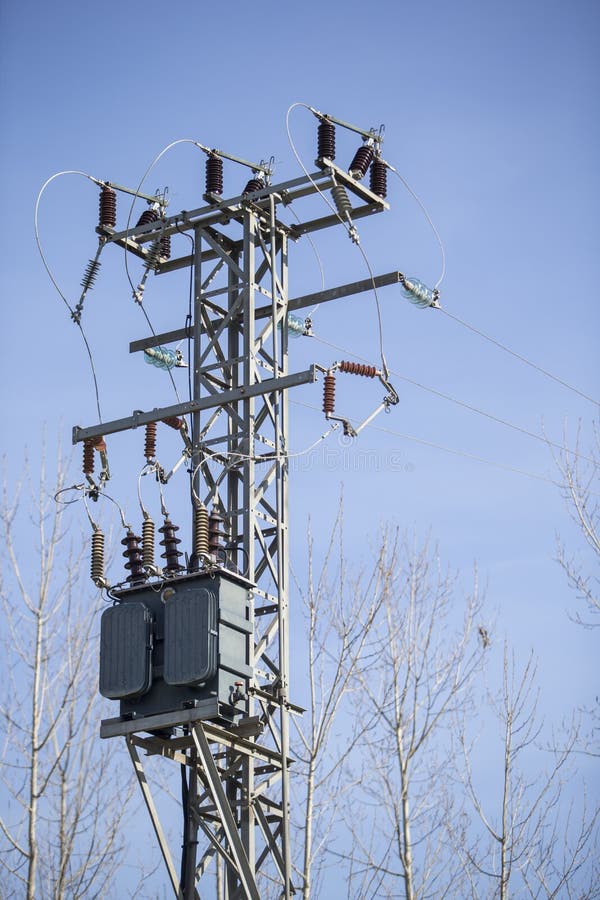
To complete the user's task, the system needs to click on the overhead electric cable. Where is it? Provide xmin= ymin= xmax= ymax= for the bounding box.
xmin=385 ymin=160 xmax=446 ymax=289
xmin=123 ymin=140 xmax=206 ymax=405
xmin=439 ymin=308 xmax=599 ymax=408
xmin=290 ymin=398 xmax=560 ymax=487
xmin=284 ymin=204 xmax=325 ymax=317
xmin=35 ymin=170 xmax=104 ymax=422
xmin=309 ymin=334 xmax=597 ymax=466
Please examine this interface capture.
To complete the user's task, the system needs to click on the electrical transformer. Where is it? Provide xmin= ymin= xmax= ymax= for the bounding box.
xmin=99 ymin=570 xmax=252 ymax=729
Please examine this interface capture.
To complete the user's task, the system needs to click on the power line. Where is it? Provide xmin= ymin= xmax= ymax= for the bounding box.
xmin=290 ymin=398 xmax=560 ymax=487
xmin=439 ymin=308 xmax=599 ymax=409
xmin=309 ymin=335 xmax=598 ymax=466
xmin=35 ymin=170 xmax=104 ymax=422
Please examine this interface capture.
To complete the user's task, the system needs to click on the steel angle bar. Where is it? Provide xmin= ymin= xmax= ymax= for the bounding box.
xmin=254 ymin=614 xmax=280 ymax=661
xmin=316 ymin=158 xmax=390 ymax=208
xmin=252 ymin=768 xmax=283 ymax=799
xmin=256 ymin=231 xmax=286 ymax=305
xmin=130 ymin=326 xmax=192 ymax=354
xmin=254 ymin=802 xmax=288 ymax=883
xmin=199 ymin=302 xmax=245 ymax=368
xmin=203 ymin=395 xmax=245 ymax=434
xmin=198 ymin=356 xmax=245 ymax=376
xmin=72 ymin=368 xmax=317 ymax=444
xmin=254 ymin=388 xmax=279 ymax=427
xmin=254 ymin=527 xmax=279 ymax=585
xmin=255 ymin=492 xmax=277 ymax=522
xmin=131 ymin=734 xmax=188 ymax=765
xmin=284 ymin=269 xmax=403 ymax=316
xmin=254 ymin=400 xmax=277 ymax=436
xmin=252 ymin=823 xmax=284 ymax=890
xmin=200 ymin=229 xmax=246 ymax=283
xmin=140 ymin=271 xmax=405 ymax=329
xmin=199 ymin=308 xmax=230 ymax=370
xmin=256 ymin=700 xmax=283 ymax=756
xmin=288 ymin=201 xmax=383 ymax=238
xmin=253 ymin=255 xmax=273 ymax=290
xmin=156 ymin=249 xmax=219 ymax=275
xmin=255 ymin=536 xmax=280 ymax=585
xmin=200 ymin=723 xmax=284 ymax=768
xmin=195 ymin=825 xmax=233 ymax=877
xmin=191 ymin=725 xmax=261 ymax=900
xmin=126 ymin=737 xmax=183 ymax=899
xmin=254 ymin=462 xmax=278 ymax=504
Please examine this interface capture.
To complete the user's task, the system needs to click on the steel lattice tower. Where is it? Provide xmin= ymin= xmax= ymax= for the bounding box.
xmin=74 ymin=140 xmax=390 ymax=897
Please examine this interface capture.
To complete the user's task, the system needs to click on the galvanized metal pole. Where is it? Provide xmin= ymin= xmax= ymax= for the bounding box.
xmin=192 ymin=225 xmax=203 ymax=525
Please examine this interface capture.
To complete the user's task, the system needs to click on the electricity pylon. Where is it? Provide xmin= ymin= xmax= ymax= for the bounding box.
xmin=74 ymin=139 xmax=389 ymax=898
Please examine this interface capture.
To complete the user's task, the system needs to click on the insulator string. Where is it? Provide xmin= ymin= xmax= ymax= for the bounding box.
xmin=159 ymin=517 xmax=183 ymax=574
xmin=205 ymin=153 xmax=224 ymax=196
xmin=99 ymin=184 xmax=117 ymax=228
xmin=317 ymin=118 xmax=336 ymax=161
xmin=348 ymin=143 xmax=375 ymax=180
xmin=142 ymin=516 xmax=156 ymax=571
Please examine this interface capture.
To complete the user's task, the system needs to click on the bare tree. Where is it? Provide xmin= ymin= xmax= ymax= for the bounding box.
xmin=339 ymin=535 xmax=486 ymax=900
xmin=0 ymin=454 xmax=134 ymax=899
xmin=290 ymin=506 xmax=390 ymax=900
xmin=455 ymin=645 xmax=599 ymax=898
xmin=550 ymin=422 xmax=599 ymax=626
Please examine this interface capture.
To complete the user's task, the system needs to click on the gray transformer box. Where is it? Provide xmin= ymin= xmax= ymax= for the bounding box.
xmin=99 ymin=571 xmax=253 ymax=728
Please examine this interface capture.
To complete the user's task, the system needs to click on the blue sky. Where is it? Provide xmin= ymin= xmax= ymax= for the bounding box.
xmin=1 ymin=0 xmax=598 ymax=891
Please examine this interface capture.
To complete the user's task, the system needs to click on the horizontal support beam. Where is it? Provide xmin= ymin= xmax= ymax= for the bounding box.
xmin=288 ymin=200 xmax=383 ymax=238
xmin=103 ymin=171 xmax=328 ymax=247
xmin=130 ymin=271 xmax=403 ymax=351
xmin=73 ymin=367 xmax=318 ymax=444
xmin=103 ymin=164 xmax=387 ymax=251
xmin=316 ymin=157 xmax=390 ymax=209
xmin=256 ymin=270 xmax=403 ymax=318
xmin=130 ymin=326 xmax=192 ymax=353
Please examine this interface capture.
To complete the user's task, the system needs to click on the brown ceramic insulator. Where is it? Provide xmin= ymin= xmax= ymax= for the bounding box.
xmin=160 ymin=232 xmax=171 ymax=259
xmin=205 ymin=154 xmax=224 ymax=195
xmin=339 ymin=360 xmax=378 ymax=378
xmin=369 ymin=157 xmax=387 ymax=198
xmin=161 ymin=416 xmax=184 ymax=430
xmin=317 ymin=119 xmax=336 ymax=160
xmin=91 ymin=529 xmax=105 ymax=584
xmin=121 ymin=530 xmax=146 ymax=584
xmin=208 ymin=507 xmax=227 ymax=554
xmin=323 ymin=373 xmax=336 ymax=415
xmin=83 ymin=439 xmax=95 ymax=475
xmin=243 ymin=177 xmax=265 ymax=195
xmin=142 ymin=517 xmax=155 ymax=570
xmin=349 ymin=144 xmax=375 ymax=180
xmin=159 ymin=518 xmax=183 ymax=573
xmin=136 ymin=208 xmax=159 ymax=228
xmin=144 ymin=422 xmax=157 ymax=461
xmin=99 ymin=185 xmax=117 ymax=228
